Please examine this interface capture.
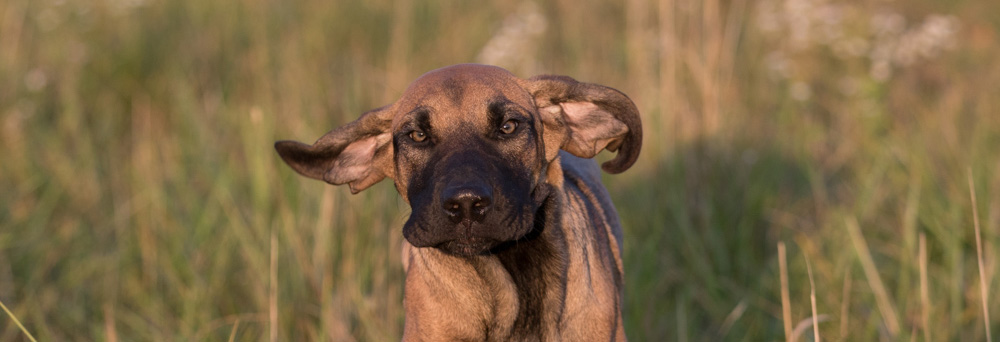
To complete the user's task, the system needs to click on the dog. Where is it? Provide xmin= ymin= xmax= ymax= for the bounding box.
xmin=275 ymin=64 xmax=642 ymax=341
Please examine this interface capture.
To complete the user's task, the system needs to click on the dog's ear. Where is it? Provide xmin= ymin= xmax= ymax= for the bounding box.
xmin=522 ymin=75 xmax=643 ymax=174
xmin=275 ymin=106 xmax=394 ymax=194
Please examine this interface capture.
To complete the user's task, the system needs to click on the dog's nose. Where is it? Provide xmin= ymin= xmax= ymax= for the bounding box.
xmin=442 ymin=184 xmax=492 ymax=224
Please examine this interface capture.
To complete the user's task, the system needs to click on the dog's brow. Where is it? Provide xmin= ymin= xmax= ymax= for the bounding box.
xmin=400 ymin=107 xmax=433 ymax=132
xmin=413 ymin=108 xmax=432 ymax=132
xmin=487 ymin=96 xmax=527 ymax=127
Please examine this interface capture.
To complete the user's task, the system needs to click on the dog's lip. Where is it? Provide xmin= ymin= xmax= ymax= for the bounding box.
xmin=402 ymin=218 xmax=500 ymax=252
xmin=438 ymin=237 xmax=497 ymax=256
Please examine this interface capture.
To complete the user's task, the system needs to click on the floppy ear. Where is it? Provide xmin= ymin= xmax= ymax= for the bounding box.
xmin=275 ymin=106 xmax=394 ymax=194
xmin=521 ymin=75 xmax=643 ymax=174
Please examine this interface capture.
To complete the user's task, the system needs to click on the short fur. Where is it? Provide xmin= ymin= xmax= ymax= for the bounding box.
xmin=275 ymin=64 xmax=642 ymax=341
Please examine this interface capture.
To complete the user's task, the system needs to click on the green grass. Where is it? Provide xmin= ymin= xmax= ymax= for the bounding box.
xmin=1 ymin=0 xmax=998 ymax=340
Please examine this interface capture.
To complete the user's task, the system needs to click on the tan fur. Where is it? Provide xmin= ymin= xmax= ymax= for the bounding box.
xmin=400 ymin=152 xmax=626 ymax=342
xmin=275 ymin=64 xmax=641 ymax=341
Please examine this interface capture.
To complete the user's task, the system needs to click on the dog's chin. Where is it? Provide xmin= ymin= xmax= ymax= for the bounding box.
xmin=402 ymin=218 xmax=533 ymax=257
xmin=437 ymin=237 xmax=499 ymax=256
xmin=401 ymin=222 xmax=509 ymax=256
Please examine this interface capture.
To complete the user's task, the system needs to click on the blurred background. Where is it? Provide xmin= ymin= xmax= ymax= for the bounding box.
xmin=0 ymin=0 xmax=997 ymax=340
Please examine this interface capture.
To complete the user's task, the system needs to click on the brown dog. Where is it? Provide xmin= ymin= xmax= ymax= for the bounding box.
xmin=275 ymin=64 xmax=641 ymax=341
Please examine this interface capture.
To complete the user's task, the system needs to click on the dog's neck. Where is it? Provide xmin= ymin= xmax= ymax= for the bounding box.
xmin=400 ymin=182 xmax=571 ymax=341
xmin=486 ymin=189 xmax=568 ymax=340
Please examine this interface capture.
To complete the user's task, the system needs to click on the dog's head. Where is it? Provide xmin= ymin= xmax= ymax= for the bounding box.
xmin=276 ymin=64 xmax=641 ymax=256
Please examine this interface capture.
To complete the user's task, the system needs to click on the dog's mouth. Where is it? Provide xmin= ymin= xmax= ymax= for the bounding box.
xmin=403 ymin=216 xmax=519 ymax=256
xmin=437 ymin=236 xmax=499 ymax=256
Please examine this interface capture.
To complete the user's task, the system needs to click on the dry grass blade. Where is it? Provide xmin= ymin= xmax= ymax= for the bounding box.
xmin=792 ymin=315 xmax=831 ymax=342
xmin=968 ymin=168 xmax=993 ymax=342
xmin=839 ymin=271 xmax=852 ymax=340
xmin=270 ymin=231 xmax=279 ymax=342
xmin=228 ymin=319 xmax=241 ymax=342
xmin=719 ymin=300 xmax=748 ymax=337
xmin=919 ymin=232 xmax=930 ymax=342
xmin=103 ymin=304 xmax=118 ymax=342
xmin=779 ymin=241 xmax=793 ymax=342
xmin=0 ymin=297 xmax=37 ymax=342
xmin=658 ymin=0 xmax=677 ymax=151
xmin=846 ymin=217 xmax=900 ymax=337
xmin=190 ymin=313 xmax=267 ymax=340
xmin=805 ymin=253 xmax=821 ymax=342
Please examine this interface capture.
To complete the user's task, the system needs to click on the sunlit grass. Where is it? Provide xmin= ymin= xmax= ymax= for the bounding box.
xmin=0 ymin=0 xmax=997 ymax=340
xmin=0 ymin=297 xmax=36 ymax=342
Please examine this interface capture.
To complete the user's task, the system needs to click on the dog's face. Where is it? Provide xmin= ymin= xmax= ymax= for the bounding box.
xmin=275 ymin=64 xmax=642 ymax=256
xmin=388 ymin=66 xmax=551 ymax=255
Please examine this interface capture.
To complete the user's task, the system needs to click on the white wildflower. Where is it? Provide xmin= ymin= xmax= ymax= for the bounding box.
xmin=755 ymin=0 xmax=959 ymax=82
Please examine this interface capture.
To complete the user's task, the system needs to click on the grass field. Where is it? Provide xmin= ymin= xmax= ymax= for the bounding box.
xmin=1 ymin=0 xmax=998 ymax=340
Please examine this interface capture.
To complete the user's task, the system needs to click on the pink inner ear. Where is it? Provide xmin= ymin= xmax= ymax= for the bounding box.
xmin=559 ymin=101 xmax=600 ymax=115
xmin=558 ymin=102 xmax=627 ymax=158
xmin=540 ymin=105 xmax=563 ymax=116
xmin=325 ymin=133 xmax=391 ymax=185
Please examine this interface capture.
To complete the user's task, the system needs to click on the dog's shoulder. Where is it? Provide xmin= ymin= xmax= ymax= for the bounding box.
xmin=555 ymin=150 xmax=623 ymax=241
xmin=557 ymin=150 xmax=602 ymax=187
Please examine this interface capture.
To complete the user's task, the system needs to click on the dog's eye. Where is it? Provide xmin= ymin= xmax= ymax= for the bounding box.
xmin=500 ymin=120 xmax=518 ymax=135
xmin=409 ymin=130 xmax=427 ymax=142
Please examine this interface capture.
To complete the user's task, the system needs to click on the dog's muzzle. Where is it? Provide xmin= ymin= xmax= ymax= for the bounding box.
xmin=402 ymin=149 xmax=540 ymax=256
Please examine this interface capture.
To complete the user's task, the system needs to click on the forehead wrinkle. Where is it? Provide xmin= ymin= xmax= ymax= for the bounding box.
xmin=441 ymin=78 xmax=464 ymax=106
xmin=393 ymin=71 xmax=534 ymax=134
xmin=426 ymin=83 xmax=492 ymax=131
xmin=393 ymin=105 xmax=429 ymax=131
xmin=427 ymin=100 xmax=476 ymax=136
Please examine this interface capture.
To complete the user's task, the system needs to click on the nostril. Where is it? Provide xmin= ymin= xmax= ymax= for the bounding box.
xmin=469 ymin=196 xmax=491 ymax=222
xmin=444 ymin=201 xmax=462 ymax=217
xmin=441 ymin=185 xmax=493 ymax=223
xmin=472 ymin=196 xmax=491 ymax=211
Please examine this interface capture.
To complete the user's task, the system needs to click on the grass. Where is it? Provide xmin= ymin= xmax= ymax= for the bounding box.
xmin=970 ymin=168 xmax=993 ymax=342
xmin=0 ymin=0 xmax=998 ymax=340
xmin=0 ymin=297 xmax=36 ymax=342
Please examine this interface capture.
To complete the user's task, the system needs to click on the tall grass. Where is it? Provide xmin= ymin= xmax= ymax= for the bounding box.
xmin=0 ymin=0 xmax=997 ymax=340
